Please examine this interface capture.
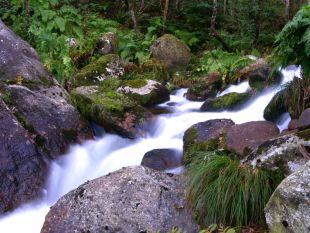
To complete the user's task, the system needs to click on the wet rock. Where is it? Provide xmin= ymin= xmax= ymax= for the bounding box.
xmin=71 ymin=85 xmax=152 ymax=139
xmin=264 ymin=89 xmax=287 ymax=122
xmin=150 ymin=34 xmax=191 ymax=72
xmin=41 ymin=166 xmax=198 ymax=233
xmin=225 ymin=121 xmax=280 ymax=158
xmin=141 ymin=149 xmax=183 ymax=171
xmin=0 ymin=99 xmax=48 ymax=214
xmin=296 ymin=108 xmax=310 ymax=130
xmin=185 ymin=72 xmax=221 ymax=101
xmin=244 ymin=131 xmax=310 ymax=176
xmin=74 ymin=54 xmax=124 ymax=87
xmin=183 ymin=119 xmax=235 ymax=164
xmin=200 ymin=92 xmax=251 ymax=112
xmin=97 ymin=32 xmax=117 ymax=55
xmin=265 ymin=161 xmax=310 ymax=233
xmin=117 ymin=79 xmax=170 ymax=106
xmin=247 ymin=66 xmax=282 ymax=91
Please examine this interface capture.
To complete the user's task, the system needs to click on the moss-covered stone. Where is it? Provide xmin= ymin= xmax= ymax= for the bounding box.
xmin=117 ymin=79 xmax=170 ymax=106
xmin=263 ymin=90 xmax=287 ymax=122
xmin=125 ymin=79 xmax=148 ymax=88
xmin=200 ymin=92 xmax=251 ymax=112
xmin=183 ymin=119 xmax=235 ymax=164
xmin=248 ymin=66 xmax=282 ymax=91
xmin=71 ymin=85 xmax=151 ymax=138
xmin=73 ymin=54 xmax=123 ymax=87
xmin=150 ymin=34 xmax=191 ymax=72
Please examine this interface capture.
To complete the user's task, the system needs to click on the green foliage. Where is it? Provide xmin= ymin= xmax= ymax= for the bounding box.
xmin=196 ymin=49 xmax=253 ymax=84
xmin=272 ymin=5 xmax=310 ymax=76
xmin=187 ymin=154 xmax=283 ymax=228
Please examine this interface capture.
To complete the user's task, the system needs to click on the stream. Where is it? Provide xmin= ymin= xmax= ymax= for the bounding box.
xmin=0 ymin=66 xmax=300 ymax=233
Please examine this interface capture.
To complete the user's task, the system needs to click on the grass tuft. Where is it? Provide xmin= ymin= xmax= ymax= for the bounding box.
xmin=186 ymin=153 xmax=283 ymax=228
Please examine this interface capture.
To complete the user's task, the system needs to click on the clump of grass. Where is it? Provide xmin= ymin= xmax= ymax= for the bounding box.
xmin=282 ymin=77 xmax=310 ymax=118
xmin=186 ymin=153 xmax=283 ymax=228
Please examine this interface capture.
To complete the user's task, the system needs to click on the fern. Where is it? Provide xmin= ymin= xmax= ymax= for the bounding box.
xmin=273 ymin=5 xmax=310 ymax=76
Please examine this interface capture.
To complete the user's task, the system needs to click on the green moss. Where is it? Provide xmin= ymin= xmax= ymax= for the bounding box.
xmin=74 ymin=54 xmax=118 ymax=86
xmin=205 ymin=92 xmax=251 ymax=111
xmin=263 ymin=90 xmax=286 ymax=121
xmin=125 ymin=79 xmax=147 ymax=88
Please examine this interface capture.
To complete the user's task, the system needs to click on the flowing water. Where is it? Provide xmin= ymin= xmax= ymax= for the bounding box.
xmin=0 ymin=66 xmax=301 ymax=233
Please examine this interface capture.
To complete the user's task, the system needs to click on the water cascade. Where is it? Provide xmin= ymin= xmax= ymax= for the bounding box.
xmin=0 ymin=66 xmax=300 ymax=233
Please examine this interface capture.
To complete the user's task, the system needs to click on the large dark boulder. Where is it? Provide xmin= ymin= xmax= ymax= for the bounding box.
xmin=150 ymin=34 xmax=191 ymax=72
xmin=141 ymin=149 xmax=183 ymax=171
xmin=0 ymin=20 xmax=92 ymax=214
xmin=265 ymin=161 xmax=310 ymax=233
xmin=247 ymin=66 xmax=282 ymax=91
xmin=0 ymin=99 xmax=48 ymax=213
xmin=183 ymin=119 xmax=235 ymax=164
xmin=41 ymin=166 xmax=198 ymax=233
xmin=224 ymin=121 xmax=280 ymax=158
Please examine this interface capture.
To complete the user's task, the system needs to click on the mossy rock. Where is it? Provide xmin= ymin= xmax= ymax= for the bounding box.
xmin=117 ymin=79 xmax=170 ymax=106
xmin=248 ymin=66 xmax=282 ymax=91
xmin=73 ymin=54 xmax=123 ymax=87
xmin=200 ymin=92 xmax=251 ymax=112
xmin=186 ymin=80 xmax=220 ymax=101
xmin=183 ymin=119 xmax=235 ymax=164
xmin=150 ymin=34 xmax=191 ymax=72
xmin=71 ymin=85 xmax=152 ymax=139
xmin=263 ymin=90 xmax=287 ymax=122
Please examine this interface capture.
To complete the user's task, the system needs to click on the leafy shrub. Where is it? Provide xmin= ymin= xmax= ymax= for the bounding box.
xmin=186 ymin=153 xmax=283 ymax=228
xmin=272 ymin=5 xmax=310 ymax=76
xmin=195 ymin=49 xmax=253 ymax=84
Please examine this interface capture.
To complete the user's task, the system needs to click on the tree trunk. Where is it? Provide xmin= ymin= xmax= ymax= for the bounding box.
xmin=127 ymin=0 xmax=138 ymax=31
xmin=163 ymin=0 xmax=170 ymax=30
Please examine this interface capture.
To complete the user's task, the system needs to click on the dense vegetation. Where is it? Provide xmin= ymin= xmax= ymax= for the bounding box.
xmin=1 ymin=0 xmax=302 ymax=83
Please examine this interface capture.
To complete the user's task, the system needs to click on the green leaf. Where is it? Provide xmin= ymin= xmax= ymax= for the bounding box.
xmin=55 ymin=17 xmax=66 ymax=32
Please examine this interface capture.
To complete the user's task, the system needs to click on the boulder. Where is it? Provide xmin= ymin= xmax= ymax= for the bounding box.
xmin=97 ymin=32 xmax=117 ymax=55
xmin=41 ymin=166 xmax=198 ymax=233
xmin=0 ymin=99 xmax=48 ymax=214
xmin=200 ymin=92 xmax=251 ymax=112
xmin=224 ymin=121 xmax=280 ymax=158
xmin=244 ymin=130 xmax=310 ymax=176
xmin=296 ymin=108 xmax=310 ymax=130
xmin=186 ymin=73 xmax=221 ymax=101
xmin=117 ymin=79 xmax=170 ymax=106
xmin=150 ymin=34 xmax=191 ymax=72
xmin=247 ymin=66 xmax=282 ymax=91
xmin=265 ymin=161 xmax=310 ymax=233
xmin=74 ymin=54 xmax=124 ymax=87
xmin=4 ymin=85 xmax=90 ymax=159
xmin=0 ymin=20 xmax=51 ymax=84
xmin=71 ymin=85 xmax=152 ymax=139
xmin=141 ymin=149 xmax=183 ymax=171
xmin=183 ymin=119 xmax=235 ymax=164
xmin=264 ymin=89 xmax=286 ymax=122
xmin=0 ymin=20 xmax=92 ymax=213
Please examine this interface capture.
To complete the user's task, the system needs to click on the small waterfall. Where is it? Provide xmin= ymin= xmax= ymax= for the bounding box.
xmin=0 ymin=66 xmax=300 ymax=233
